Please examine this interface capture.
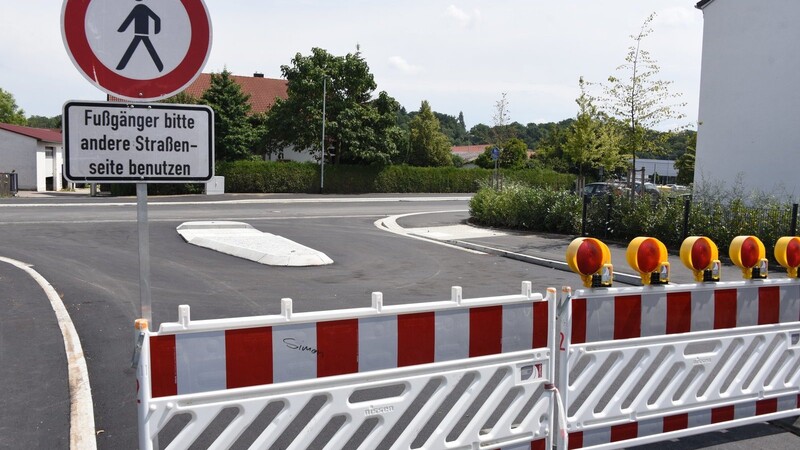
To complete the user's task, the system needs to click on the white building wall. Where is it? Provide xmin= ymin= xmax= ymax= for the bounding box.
xmin=0 ymin=129 xmax=38 ymax=190
xmin=695 ymin=0 xmax=800 ymax=200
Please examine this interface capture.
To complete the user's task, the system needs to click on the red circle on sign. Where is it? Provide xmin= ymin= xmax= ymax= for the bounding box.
xmin=740 ymin=237 xmax=760 ymax=268
xmin=637 ymin=238 xmax=661 ymax=273
xmin=61 ymin=0 xmax=211 ymax=101
xmin=691 ymin=238 xmax=712 ymax=271
xmin=576 ymin=240 xmax=604 ymax=275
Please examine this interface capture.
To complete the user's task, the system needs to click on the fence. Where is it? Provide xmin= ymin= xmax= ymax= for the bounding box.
xmin=135 ymin=279 xmax=800 ymax=450
xmin=0 ymin=172 xmax=18 ymax=196
xmin=136 ymin=284 xmax=556 ymax=450
xmin=581 ymin=195 xmax=799 ymax=248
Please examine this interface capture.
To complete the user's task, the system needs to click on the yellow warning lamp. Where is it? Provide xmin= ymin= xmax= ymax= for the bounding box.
xmin=729 ymin=235 xmax=767 ymax=279
xmin=566 ymin=237 xmax=613 ymax=288
xmin=774 ymin=236 xmax=800 ymax=278
xmin=680 ymin=236 xmax=721 ymax=282
xmin=627 ymin=237 xmax=670 ymax=285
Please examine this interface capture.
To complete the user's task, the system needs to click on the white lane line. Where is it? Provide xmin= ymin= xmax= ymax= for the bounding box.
xmin=0 ymin=257 xmax=96 ymax=450
xmin=375 ymin=210 xmax=486 ymax=255
xmin=0 ymin=196 xmax=473 ymax=208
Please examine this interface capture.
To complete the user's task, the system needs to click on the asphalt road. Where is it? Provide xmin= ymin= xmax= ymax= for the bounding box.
xmin=1 ymin=192 xmax=797 ymax=450
xmin=0 ymin=193 xmax=575 ymax=448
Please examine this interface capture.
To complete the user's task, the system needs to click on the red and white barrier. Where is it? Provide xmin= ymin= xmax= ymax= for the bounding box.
xmin=557 ymin=278 xmax=800 ymax=450
xmin=137 ymin=283 xmax=556 ymax=450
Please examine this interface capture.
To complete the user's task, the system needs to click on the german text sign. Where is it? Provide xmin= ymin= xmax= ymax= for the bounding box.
xmin=63 ymin=101 xmax=214 ymax=183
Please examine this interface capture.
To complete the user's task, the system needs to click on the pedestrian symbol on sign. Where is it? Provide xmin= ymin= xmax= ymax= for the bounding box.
xmin=116 ymin=0 xmax=163 ymax=72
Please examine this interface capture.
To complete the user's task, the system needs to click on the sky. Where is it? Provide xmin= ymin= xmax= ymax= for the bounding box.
xmin=1 ymin=0 xmax=704 ymax=130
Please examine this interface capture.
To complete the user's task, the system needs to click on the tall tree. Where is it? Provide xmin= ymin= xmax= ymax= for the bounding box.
xmin=601 ymin=13 xmax=686 ymax=187
xmin=27 ymin=115 xmax=61 ymax=129
xmin=564 ymin=77 xmax=625 ymax=185
xmin=0 ymin=88 xmax=27 ymax=125
xmin=674 ymin=132 xmax=697 ymax=185
xmin=408 ymin=101 xmax=452 ymax=167
xmin=264 ymin=47 xmax=401 ymax=165
xmin=201 ymin=69 xmax=255 ymax=162
xmin=491 ymin=92 xmax=512 ymax=144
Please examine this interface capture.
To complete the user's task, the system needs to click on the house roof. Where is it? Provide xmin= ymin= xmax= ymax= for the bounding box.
xmin=0 ymin=123 xmax=62 ymax=143
xmin=451 ymin=145 xmax=488 ymax=162
xmin=695 ymin=0 xmax=715 ymax=9
xmin=108 ymin=73 xmax=289 ymax=115
xmin=182 ymin=73 xmax=288 ymax=114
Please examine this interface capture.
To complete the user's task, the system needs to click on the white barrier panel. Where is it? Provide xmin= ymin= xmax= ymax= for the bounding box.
xmin=557 ymin=278 xmax=800 ymax=450
xmin=137 ymin=283 xmax=556 ymax=450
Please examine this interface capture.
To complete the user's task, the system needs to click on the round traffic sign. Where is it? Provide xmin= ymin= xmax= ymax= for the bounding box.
xmin=61 ymin=0 xmax=212 ymax=101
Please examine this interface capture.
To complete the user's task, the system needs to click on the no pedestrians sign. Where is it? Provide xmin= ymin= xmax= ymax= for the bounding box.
xmin=63 ymin=101 xmax=214 ymax=183
xmin=61 ymin=0 xmax=212 ymax=101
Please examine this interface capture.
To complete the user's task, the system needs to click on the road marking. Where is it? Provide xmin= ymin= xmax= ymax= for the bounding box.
xmin=0 ymin=196 xmax=473 ymax=208
xmin=375 ymin=210 xmax=486 ymax=255
xmin=0 ymin=257 xmax=96 ymax=450
xmin=0 ymin=214 xmax=386 ymax=226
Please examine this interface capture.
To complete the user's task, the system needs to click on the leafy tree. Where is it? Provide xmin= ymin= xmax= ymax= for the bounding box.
xmin=475 ymin=138 xmax=527 ymax=169
xmin=408 ymin=101 xmax=452 ymax=167
xmin=674 ymin=133 xmax=697 ymax=185
xmin=201 ymin=69 xmax=256 ymax=162
xmin=600 ymin=13 xmax=686 ymax=181
xmin=0 ymin=88 xmax=26 ymax=125
xmin=469 ymin=123 xmax=492 ymax=144
xmin=264 ymin=48 xmax=401 ymax=165
xmin=27 ymin=115 xmax=61 ymax=129
xmin=563 ymin=77 xmax=625 ymax=185
xmin=434 ymin=111 xmax=469 ymax=145
xmin=161 ymin=91 xmax=199 ymax=105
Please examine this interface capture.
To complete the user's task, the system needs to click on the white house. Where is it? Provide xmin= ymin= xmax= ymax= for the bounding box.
xmin=0 ymin=123 xmax=65 ymax=192
xmin=694 ymin=0 xmax=800 ymax=200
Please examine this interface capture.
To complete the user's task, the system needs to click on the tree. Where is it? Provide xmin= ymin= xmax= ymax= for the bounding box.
xmin=475 ymin=138 xmax=528 ymax=169
xmin=563 ymin=77 xmax=625 ymax=185
xmin=408 ymin=101 xmax=452 ymax=167
xmin=264 ymin=47 xmax=401 ymax=165
xmin=491 ymin=92 xmax=512 ymax=144
xmin=674 ymin=133 xmax=697 ymax=185
xmin=201 ymin=69 xmax=256 ymax=162
xmin=0 ymin=88 xmax=26 ymax=125
xmin=601 ymin=13 xmax=686 ymax=188
xmin=27 ymin=115 xmax=61 ymax=129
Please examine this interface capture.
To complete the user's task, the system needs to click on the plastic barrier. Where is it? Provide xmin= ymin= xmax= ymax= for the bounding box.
xmin=136 ymin=283 xmax=556 ymax=450
xmin=556 ymin=279 xmax=800 ymax=450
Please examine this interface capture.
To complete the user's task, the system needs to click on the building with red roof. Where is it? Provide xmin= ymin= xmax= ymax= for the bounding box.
xmin=0 ymin=123 xmax=64 ymax=192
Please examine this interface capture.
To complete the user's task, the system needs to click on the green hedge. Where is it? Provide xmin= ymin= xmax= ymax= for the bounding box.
xmin=108 ymin=161 xmax=574 ymax=195
xmin=471 ymin=184 xmax=798 ymax=257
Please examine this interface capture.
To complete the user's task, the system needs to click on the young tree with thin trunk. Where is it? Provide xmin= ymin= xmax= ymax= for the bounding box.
xmin=601 ymin=13 xmax=686 ymax=194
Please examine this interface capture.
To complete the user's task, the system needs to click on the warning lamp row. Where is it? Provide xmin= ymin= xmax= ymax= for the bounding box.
xmin=566 ymin=235 xmax=800 ymax=288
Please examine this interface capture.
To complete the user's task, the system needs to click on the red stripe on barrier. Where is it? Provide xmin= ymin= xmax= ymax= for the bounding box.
xmin=714 ymin=289 xmax=737 ymax=329
xmin=572 ymin=299 xmax=587 ymax=345
xmin=666 ymin=292 xmax=692 ymax=334
xmin=663 ymin=413 xmax=688 ymax=432
xmin=758 ymin=286 xmax=780 ymax=325
xmin=756 ymin=398 xmax=778 ymax=415
xmin=533 ymin=301 xmax=549 ymax=349
xmin=225 ymin=327 xmax=272 ymax=389
xmin=530 ymin=438 xmax=546 ymax=450
xmin=711 ymin=405 xmax=735 ymax=423
xmin=614 ymin=295 xmax=641 ymax=340
xmin=568 ymin=431 xmax=583 ymax=450
xmin=470 ymin=306 xmax=502 ymax=356
xmin=610 ymin=422 xmax=638 ymax=442
xmin=150 ymin=335 xmax=177 ymax=397
xmin=398 ymin=312 xmax=435 ymax=366
xmin=317 ymin=320 xmax=358 ymax=377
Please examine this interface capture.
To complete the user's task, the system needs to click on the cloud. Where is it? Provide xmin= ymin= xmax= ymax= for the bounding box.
xmin=388 ymin=56 xmax=422 ymax=75
xmin=446 ymin=5 xmax=481 ymax=28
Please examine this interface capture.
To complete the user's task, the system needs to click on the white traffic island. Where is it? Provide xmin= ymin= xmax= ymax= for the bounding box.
xmin=176 ymin=221 xmax=333 ymax=267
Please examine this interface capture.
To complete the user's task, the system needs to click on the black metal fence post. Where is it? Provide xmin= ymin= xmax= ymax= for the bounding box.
xmin=605 ymin=195 xmax=613 ymax=238
xmin=682 ymin=195 xmax=692 ymax=240
xmin=791 ymin=203 xmax=798 ymax=236
xmin=581 ymin=195 xmax=588 ymax=236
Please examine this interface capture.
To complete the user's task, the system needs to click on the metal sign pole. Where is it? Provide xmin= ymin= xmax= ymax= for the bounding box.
xmin=136 ymin=183 xmax=152 ymax=322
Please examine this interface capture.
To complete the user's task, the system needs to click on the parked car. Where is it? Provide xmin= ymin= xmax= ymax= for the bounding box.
xmin=634 ymin=182 xmax=662 ymax=199
xmin=582 ymin=182 xmax=624 ymax=197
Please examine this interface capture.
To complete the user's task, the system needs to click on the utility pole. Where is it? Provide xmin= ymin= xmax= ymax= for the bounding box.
xmin=320 ymin=76 xmax=326 ymax=193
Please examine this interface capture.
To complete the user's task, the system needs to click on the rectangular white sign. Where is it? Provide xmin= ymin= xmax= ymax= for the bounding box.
xmin=63 ymin=101 xmax=214 ymax=183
